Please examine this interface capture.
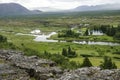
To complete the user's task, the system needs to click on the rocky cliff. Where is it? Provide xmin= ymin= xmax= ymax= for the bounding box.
xmin=0 ymin=50 xmax=120 ymax=80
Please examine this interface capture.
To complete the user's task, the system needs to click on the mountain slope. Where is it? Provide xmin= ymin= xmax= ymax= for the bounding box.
xmin=73 ymin=4 xmax=120 ymax=11
xmin=0 ymin=3 xmax=41 ymax=16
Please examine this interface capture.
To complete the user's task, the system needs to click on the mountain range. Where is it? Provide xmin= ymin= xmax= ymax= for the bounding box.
xmin=73 ymin=4 xmax=120 ymax=11
xmin=0 ymin=3 xmax=120 ymax=16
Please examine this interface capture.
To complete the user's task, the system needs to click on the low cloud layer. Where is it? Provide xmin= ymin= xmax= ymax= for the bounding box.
xmin=0 ymin=0 xmax=120 ymax=10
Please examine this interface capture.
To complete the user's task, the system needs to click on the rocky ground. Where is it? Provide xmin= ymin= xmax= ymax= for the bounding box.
xmin=59 ymin=67 xmax=120 ymax=80
xmin=0 ymin=50 xmax=62 ymax=80
xmin=0 ymin=50 xmax=120 ymax=80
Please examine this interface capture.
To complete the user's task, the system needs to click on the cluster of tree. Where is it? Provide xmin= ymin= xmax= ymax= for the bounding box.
xmin=88 ymin=25 xmax=116 ymax=36
xmin=100 ymin=25 xmax=116 ymax=36
xmin=99 ymin=25 xmax=120 ymax=40
xmin=88 ymin=25 xmax=120 ymax=40
xmin=81 ymin=56 xmax=117 ymax=69
xmin=100 ymin=56 xmax=117 ymax=69
xmin=114 ymin=25 xmax=120 ymax=40
xmin=62 ymin=46 xmax=77 ymax=58
xmin=23 ymin=48 xmax=77 ymax=69
xmin=22 ymin=47 xmax=118 ymax=69
xmin=58 ymin=30 xmax=79 ymax=38
xmin=41 ymin=51 xmax=95 ymax=69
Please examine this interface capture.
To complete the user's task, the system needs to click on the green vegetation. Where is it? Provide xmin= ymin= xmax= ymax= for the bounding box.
xmin=0 ymin=35 xmax=7 ymax=42
xmin=62 ymin=46 xmax=77 ymax=58
xmin=58 ymin=30 xmax=79 ymax=38
xmin=100 ymin=56 xmax=117 ymax=69
xmin=0 ymin=35 xmax=17 ymax=49
xmin=81 ymin=57 xmax=93 ymax=67
xmin=0 ymin=12 xmax=120 ymax=69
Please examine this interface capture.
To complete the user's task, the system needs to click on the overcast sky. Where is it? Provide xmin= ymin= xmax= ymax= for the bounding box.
xmin=0 ymin=0 xmax=120 ymax=10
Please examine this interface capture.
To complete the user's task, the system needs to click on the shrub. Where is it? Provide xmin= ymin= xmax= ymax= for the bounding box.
xmin=62 ymin=46 xmax=77 ymax=58
xmin=100 ymin=56 xmax=117 ymax=69
xmin=0 ymin=35 xmax=7 ymax=42
xmin=81 ymin=57 xmax=93 ymax=67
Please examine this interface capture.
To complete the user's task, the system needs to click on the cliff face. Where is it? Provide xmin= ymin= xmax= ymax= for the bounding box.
xmin=0 ymin=50 xmax=120 ymax=80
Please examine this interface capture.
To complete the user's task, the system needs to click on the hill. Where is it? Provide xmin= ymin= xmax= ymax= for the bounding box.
xmin=0 ymin=3 xmax=41 ymax=16
xmin=73 ymin=4 xmax=120 ymax=11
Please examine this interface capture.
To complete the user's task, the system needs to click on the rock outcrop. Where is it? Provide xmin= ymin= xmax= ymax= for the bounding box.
xmin=59 ymin=67 xmax=120 ymax=80
xmin=0 ymin=50 xmax=120 ymax=80
xmin=0 ymin=50 xmax=62 ymax=80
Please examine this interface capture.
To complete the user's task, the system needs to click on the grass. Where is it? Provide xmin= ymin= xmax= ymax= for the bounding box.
xmin=0 ymin=30 xmax=120 ymax=68
xmin=0 ymin=15 xmax=120 ymax=68
xmin=70 ymin=57 xmax=103 ymax=66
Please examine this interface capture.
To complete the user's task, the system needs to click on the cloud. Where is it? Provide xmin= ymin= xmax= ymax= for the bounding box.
xmin=0 ymin=0 xmax=120 ymax=10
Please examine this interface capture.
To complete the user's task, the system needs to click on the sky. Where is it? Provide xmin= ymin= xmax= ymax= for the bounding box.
xmin=0 ymin=0 xmax=120 ymax=10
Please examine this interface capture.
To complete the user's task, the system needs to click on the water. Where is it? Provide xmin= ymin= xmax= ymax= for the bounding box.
xmin=33 ymin=32 xmax=58 ymax=42
xmin=30 ymin=30 xmax=41 ymax=34
xmin=73 ymin=41 xmax=120 ymax=46
xmin=16 ymin=30 xmax=120 ymax=46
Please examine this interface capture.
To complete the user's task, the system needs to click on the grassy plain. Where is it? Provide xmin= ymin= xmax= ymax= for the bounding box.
xmin=0 ymin=11 xmax=120 ymax=68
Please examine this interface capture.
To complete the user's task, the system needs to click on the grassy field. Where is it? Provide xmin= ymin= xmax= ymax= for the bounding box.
xmin=0 ymin=12 xmax=120 ymax=68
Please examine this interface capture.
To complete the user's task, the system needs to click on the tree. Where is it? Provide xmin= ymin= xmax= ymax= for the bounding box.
xmin=100 ymin=56 xmax=117 ymax=69
xmin=100 ymin=25 xmax=109 ymax=33
xmin=68 ymin=46 xmax=72 ymax=55
xmin=84 ymin=29 xmax=89 ymax=36
xmin=62 ymin=48 xmax=67 ymax=56
xmin=0 ymin=35 xmax=7 ymax=42
xmin=62 ymin=46 xmax=77 ymax=58
xmin=81 ymin=57 xmax=93 ymax=67
xmin=114 ymin=32 xmax=120 ymax=40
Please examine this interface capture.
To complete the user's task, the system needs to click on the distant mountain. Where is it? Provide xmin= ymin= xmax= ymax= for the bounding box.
xmin=0 ymin=3 xmax=41 ymax=16
xmin=31 ymin=10 xmax=42 ymax=14
xmin=32 ymin=7 xmax=63 ymax=12
xmin=73 ymin=4 xmax=120 ymax=11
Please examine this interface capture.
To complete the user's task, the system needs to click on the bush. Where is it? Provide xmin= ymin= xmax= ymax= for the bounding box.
xmin=24 ymin=49 xmax=80 ymax=69
xmin=100 ymin=56 xmax=117 ymax=69
xmin=62 ymin=46 xmax=77 ymax=58
xmin=81 ymin=57 xmax=93 ymax=67
xmin=114 ymin=32 xmax=120 ymax=40
xmin=58 ymin=30 xmax=79 ymax=38
xmin=0 ymin=35 xmax=7 ymax=42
